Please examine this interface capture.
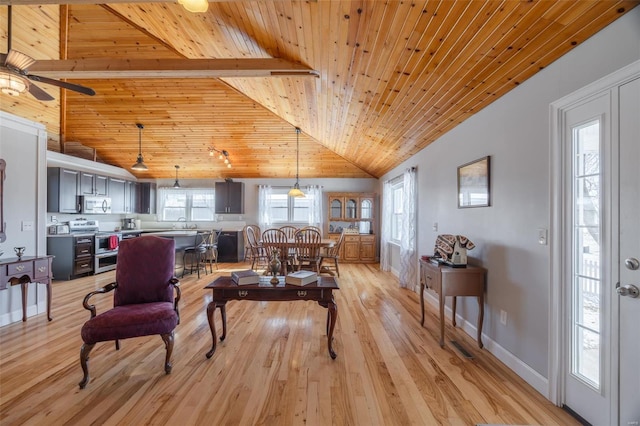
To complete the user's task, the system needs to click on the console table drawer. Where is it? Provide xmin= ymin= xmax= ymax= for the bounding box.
xmin=7 ymin=261 xmax=33 ymax=276
xmin=34 ymin=258 xmax=51 ymax=280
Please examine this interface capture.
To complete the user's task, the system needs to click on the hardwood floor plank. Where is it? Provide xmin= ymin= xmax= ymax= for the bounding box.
xmin=0 ymin=263 xmax=578 ymax=425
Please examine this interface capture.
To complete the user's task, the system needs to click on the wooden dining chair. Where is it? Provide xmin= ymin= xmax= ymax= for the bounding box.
xmin=261 ymin=228 xmax=293 ymax=274
xmin=301 ymin=226 xmax=322 ymax=237
xmin=319 ymin=231 xmax=345 ymax=277
xmin=293 ymin=228 xmax=322 ymax=272
xmin=204 ymin=229 xmax=222 ymax=270
xmin=279 ymin=225 xmax=298 ymax=240
xmin=246 ymin=225 xmax=268 ymax=270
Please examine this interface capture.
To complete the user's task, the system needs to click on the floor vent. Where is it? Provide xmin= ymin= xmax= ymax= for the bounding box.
xmin=450 ymin=340 xmax=473 ymax=359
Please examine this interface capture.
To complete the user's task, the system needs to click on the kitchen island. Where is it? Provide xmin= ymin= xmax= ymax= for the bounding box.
xmin=143 ymin=231 xmax=198 ymax=275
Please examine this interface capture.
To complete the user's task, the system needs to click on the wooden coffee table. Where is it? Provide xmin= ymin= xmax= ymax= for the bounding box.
xmin=204 ymin=275 xmax=340 ymax=359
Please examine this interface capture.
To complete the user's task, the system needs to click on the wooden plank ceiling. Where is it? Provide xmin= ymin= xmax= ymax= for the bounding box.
xmin=1 ymin=1 xmax=637 ymax=179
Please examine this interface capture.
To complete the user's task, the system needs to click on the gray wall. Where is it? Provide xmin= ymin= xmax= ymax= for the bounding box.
xmin=380 ymin=7 xmax=640 ymax=386
xmin=0 ymin=112 xmax=48 ymax=325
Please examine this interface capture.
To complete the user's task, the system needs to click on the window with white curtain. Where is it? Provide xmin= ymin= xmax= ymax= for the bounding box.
xmin=264 ymin=186 xmax=318 ymax=224
xmin=157 ymin=187 xmax=215 ymax=221
xmin=391 ymin=179 xmax=404 ymax=242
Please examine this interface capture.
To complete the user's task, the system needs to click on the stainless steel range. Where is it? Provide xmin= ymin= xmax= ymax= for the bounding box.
xmin=94 ymin=231 xmax=122 ymax=274
xmin=68 ymin=219 xmax=122 ymax=274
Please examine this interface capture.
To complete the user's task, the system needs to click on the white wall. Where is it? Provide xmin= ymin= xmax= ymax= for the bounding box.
xmin=380 ymin=7 xmax=640 ymax=393
xmin=0 ymin=112 xmax=48 ymax=325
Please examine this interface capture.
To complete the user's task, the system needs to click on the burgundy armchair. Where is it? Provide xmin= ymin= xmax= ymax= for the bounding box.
xmin=79 ymin=236 xmax=181 ymax=389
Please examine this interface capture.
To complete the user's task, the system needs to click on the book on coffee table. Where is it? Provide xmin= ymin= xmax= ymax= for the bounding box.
xmin=285 ymin=270 xmax=318 ymax=286
xmin=231 ymin=269 xmax=260 ymax=285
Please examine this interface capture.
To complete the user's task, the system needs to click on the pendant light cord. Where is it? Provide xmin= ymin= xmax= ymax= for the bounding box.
xmin=296 ymin=127 xmax=300 ymax=181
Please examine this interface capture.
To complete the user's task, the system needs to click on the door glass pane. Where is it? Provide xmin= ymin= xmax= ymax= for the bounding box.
xmin=572 ymin=119 xmax=601 ymax=390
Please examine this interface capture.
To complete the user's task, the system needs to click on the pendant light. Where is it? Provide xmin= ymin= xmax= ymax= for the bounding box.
xmin=288 ymin=127 xmax=305 ymax=198
xmin=173 ymin=165 xmax=181 ymax=188
xmin=131 ymin=123 xmax=148 ymax=171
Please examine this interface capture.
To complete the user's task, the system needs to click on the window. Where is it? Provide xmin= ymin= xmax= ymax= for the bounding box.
xmin=267 ymin=187 xmax=313 ymax=224
xmin=157 ymin=187 xmax=215 ymax=222
xmin=391 ymin=179 xmax=404 ymax=242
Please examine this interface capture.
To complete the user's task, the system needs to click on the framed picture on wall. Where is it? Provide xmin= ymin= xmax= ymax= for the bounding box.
xmin=457 ymin=156 xmax=490 ymax=208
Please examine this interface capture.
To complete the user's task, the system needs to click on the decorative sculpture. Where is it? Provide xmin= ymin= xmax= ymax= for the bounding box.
xmin=268 ymin=249 xmax=281 ymax=285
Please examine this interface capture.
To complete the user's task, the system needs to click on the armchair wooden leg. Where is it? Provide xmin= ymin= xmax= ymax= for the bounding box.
xmin=161 ymin=333 xmax=174 ymax=374
xmin=79 ymin=343 xmax=96 ymax=389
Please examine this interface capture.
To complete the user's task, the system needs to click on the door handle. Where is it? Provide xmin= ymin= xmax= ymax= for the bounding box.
xmin=616 ymin=283 xmax=639 ymax=298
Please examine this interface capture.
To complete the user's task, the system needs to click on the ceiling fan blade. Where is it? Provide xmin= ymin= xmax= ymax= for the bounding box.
xmin=6 ymin=49 xmax=36 ymax=71
xmin=27 ymin=82 xmax=55 ymax=101
xmin=26 ymin=74 xmax=96 ymax=96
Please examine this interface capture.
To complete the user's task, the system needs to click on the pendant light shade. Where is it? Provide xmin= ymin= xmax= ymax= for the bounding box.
xmin=173 ymin=165 xmax=181 ymax=188
xmin=288 ymin=127 xmax=305 ymax=198
xmin=131 ymin=123 xmax=148 ymax=171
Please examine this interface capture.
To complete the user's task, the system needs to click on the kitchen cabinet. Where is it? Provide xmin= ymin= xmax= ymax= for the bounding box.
xmin=80 ymin=171 xmax=108 ymax=196
xmin=124 ymin=181 xmax=137 ymax=214
xmin=47 ymin=235 xmax=94 ymax=281
xmin=47 ymin=167 xmax=80 ymax=213
xmin=137 ymin=182 xmax=156 ymax=214
xmin=215 ymin=181 xmax=244 ymax=214
xmin=325 ymin=192 xmax=378 ymax=263
xmin=108 ymin=177 xmax=127 ymax=213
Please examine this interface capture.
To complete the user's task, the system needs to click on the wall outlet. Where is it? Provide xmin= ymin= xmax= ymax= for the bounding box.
xmin=51 ymin=215 xmax=57 ymax=222
xmin=500 ymin=310 xmax=507 ymax=325
xmin=21 ymin=221 xmax=34 ymax=231
xmin=432 ymin=222 xmax=438 ymax=232
xmin=537 ymin=228 xmax=548 ymax=245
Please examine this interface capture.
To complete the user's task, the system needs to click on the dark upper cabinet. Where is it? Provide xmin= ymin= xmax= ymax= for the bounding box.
xmin=80 ymin=172 xmax=108 ymax=196
xmin=108 ymin=177 xmax=127 ymax=213
xmin=137 ymin=182 xmax=156 ymax=214
xmin=124 ymin=181 xmax=137 ymax=214
xmin=215 ymin=181 xmax=244 ymax=214
xmin=47 ymin=167 xmax=80 ymax=213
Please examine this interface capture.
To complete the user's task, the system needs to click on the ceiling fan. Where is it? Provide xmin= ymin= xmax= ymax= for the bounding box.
xmin=1 ymin=6 xmax=95 ymax=101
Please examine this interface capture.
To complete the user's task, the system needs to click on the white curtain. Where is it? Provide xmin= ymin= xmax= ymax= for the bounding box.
xmin=380 ymin=179 xmax=393 ymax=271
xmin=399 ymin=167 xmax=417 ymax=289
xmin=258 ymin=185 xmax=272 ymax=230
xmin=306 ymin=185 xmax=323 ymax=229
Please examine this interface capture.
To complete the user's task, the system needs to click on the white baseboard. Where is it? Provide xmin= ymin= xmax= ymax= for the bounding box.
xmin=0 ymin=301 xmax=47 ymax=327
xmin=422 ymin=291 xmax=549 ymax=398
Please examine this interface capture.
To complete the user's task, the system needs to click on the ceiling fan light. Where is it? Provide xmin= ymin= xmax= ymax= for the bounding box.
xmin=0 ymin=71 xmax=28 ymax=96
xmin=178 ymin=0 xmax=208 ymax=13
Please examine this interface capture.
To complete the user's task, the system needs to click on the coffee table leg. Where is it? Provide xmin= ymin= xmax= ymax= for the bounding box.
xmin=327 ymin=297 xmax=338 ymax=359
xmin=220 ymin=303 xmax=227 ymax=341
xmin=206 ymin=301 xmax=217 ymax=358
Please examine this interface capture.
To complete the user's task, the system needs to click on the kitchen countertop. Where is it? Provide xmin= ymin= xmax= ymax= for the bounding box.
xmin=143 ymin=230 xmax=199 ymax=237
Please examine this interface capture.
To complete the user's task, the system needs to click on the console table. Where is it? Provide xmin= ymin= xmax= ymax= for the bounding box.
xmin=0 ymin=255 xmax=54 ymax=322
xmin=204 ymin=275 xmax=339 ymax=359
xmin=419 ymin=259 xmax=486 ymax=348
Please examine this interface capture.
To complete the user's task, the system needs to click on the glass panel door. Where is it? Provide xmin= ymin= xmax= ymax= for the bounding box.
xmin=572 ymin=120 xmax=601 ymax=389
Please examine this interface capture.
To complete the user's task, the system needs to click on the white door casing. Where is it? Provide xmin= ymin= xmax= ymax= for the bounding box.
xmin=550 ymin=60 xmax=640 ymax=426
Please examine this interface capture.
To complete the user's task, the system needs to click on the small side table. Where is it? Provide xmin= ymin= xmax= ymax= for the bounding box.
xmin=0 ymin=255 xmax=54 ymax=322
xmin=419 ymin=259 xmax=486 ymax=348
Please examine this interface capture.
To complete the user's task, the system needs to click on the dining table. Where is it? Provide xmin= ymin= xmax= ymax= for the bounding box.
xmin=259 ymin=238 xmax=335 ymax=274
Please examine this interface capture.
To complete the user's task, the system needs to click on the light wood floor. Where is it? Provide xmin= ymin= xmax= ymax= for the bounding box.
xmin=0 ymin=262 xmax=578 ymax=425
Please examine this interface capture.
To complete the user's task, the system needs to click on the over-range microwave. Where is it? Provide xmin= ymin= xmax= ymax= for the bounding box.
xmin=79 ymin=196 xmax=112 ymax=214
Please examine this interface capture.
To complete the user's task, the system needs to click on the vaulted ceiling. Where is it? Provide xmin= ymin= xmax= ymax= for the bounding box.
xmin=1 ymin=1 xmax=637 ymax=180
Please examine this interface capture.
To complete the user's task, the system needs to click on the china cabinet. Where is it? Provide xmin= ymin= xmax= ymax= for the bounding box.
xmin=325 ymin=192 xmax=377 ymax=263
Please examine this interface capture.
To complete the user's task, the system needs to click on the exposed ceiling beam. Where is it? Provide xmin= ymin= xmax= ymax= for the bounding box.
xmin=28 ymin=58 xmax=319 ymax=79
